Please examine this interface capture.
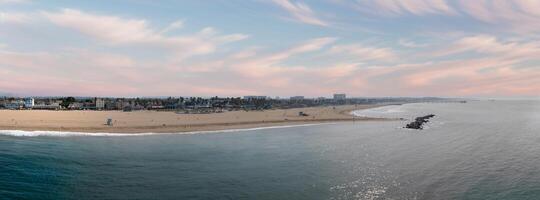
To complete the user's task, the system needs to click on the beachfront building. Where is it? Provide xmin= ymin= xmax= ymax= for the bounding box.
xmin=68 ymin=102 xmax=83 ymax=110
xmin=24 ymin=98 xmax=34 ymax=109
xmin=243 ymin=96 xmax=267 ymax=100
xmin=315 ymin=97 xmax=326 ymax=103
xmin=5 ymin=101 xmax=23 ymax=109
xmin=333 ymin=94 xmax=346 ymax=100
xmin=290 ymin=96 xmax=304 ymax=100
xmin=105 ymin=101 xmax=117 ymax=110
xmin=96 ymin=98 xmax=105 ymax=110
xmin=33 ymin=102 xmax=61 ymax=110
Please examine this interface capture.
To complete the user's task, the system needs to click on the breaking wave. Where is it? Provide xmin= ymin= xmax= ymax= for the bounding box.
xmin=0 ymin=123 xmax=332 ymax=137
xmin=351 ymin=105 xmax=406 ymax=118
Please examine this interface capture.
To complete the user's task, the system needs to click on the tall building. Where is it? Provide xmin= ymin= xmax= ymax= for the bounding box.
xmin=333 ymin=93 xmax=346 ymax=100
xmin=96 ymin=98 xmax=105 ymax=110
xmin=24 ymin=98 xmax=34 ymax=108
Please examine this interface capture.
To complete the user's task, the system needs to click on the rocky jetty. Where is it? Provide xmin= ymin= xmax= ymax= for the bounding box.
xmin=405 ymin=114 xmax=435 ymax=130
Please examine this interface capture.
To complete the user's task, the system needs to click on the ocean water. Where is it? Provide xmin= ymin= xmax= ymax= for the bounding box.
xmin=1 ymin=100 xmax=540 ymax=200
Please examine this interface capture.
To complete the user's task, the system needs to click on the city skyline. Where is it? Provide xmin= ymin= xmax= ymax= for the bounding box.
xmin=1 ymin=0 xmax=539 ymax=98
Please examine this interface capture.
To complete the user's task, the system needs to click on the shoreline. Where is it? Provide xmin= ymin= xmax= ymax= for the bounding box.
xmin=0 ymin=104 xmax=397 ymax=134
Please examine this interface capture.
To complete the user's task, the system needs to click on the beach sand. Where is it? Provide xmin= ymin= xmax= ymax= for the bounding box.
xmin=0 ymin=105 xmax=392 ymax=133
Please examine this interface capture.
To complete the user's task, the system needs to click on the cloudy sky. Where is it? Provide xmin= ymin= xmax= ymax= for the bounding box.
xmin=1 ymin=0 xmax=539 ymax=98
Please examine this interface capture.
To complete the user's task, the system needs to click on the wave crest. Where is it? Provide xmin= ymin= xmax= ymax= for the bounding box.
xmin=0 ymin=123 xmax=330 ymax=137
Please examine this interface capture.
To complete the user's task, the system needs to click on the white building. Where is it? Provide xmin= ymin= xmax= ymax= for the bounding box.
xmin=24 ymin=98 xmax=34 ymax=108
xmin=96 ymin=98 xmax=105 ymax=110
xmin=68 ymin=102 xmax=83 ymax=110
xmin=333 ymin=94 xmax=346 ymax=100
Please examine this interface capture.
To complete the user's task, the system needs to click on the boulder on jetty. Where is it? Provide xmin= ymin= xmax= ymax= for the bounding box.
xmin=405 ymin=114 xmax=435 ymax=130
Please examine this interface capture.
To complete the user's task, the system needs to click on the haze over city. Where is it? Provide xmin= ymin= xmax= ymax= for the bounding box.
xmin=1 ymin=0 xmax=539 ymax=98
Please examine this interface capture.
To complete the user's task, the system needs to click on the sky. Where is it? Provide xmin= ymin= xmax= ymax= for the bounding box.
xmin=0 ymin=0 xmax=539 ymax=98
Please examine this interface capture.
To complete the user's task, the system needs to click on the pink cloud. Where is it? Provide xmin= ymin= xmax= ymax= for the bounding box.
xmin=43 ymin=9 xmax=248 ymax=59
xmin=354 ymin=0 xmax=540 ymax=34
xmin=327 ymin=44 xmax=397 ymax=62
xmin=357 ymin=0 xmax=456 ymax=16
xmin=271 ymin=0 xmax=328 ymax=26
xmin=0 ymin=12 xmax=31 ymax=23
xmin=2 ymin=6 xmax=539 ymax=98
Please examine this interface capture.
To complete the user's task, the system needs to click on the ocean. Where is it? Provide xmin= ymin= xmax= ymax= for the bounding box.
xmin=1 ymin=100 xmax=539 ymax=199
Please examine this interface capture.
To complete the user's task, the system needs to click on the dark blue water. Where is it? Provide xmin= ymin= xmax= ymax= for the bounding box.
xmin=1 ymin=100 xmax=540 ymax=199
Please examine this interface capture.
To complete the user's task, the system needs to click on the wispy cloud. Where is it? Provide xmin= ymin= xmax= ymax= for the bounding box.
xmin=1 ymin=33 xmax=538 ymax=97
xmin=398 ymin=39 xmax=428 ymax=48
xmin=355 ymin=0 xmax=456 ymax=16
xmin=0 ymin=0 xmax=28 ymax=4
xmin=271 ymin=0 xmax=328 ymax=26
xmin=400 ymin=58 xmax=540 ymax=96
xmin=1 ymin=2 xmax=539 ymax=97
xmin=271 ymin=37 xmax=336 ymax=60
xmin=159 ymin=20 xmax=184 ymax=34
xmin=431 ymin=35 xmax=540 ymax=60
xmin=0 ymin=12 xmax=31 ymax=23
xmin=229 ymin=37 xmax=337 ymax=78
xmin=43 ymin=9 xmax=248 ymax=59
xmin=458 ymin=0 xmax=540 ymax=33
xmin=353 ymin=0 xmax=540 ymax=34
xmin=327 ymin=44 xmax=396 ymax=62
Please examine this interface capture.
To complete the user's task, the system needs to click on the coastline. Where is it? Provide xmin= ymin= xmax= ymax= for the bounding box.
xmin=0 ymin=104 xmax=396 ymax=134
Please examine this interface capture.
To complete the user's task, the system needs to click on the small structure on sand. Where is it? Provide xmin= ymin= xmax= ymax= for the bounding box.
xmin=298 ymin=111 xmax=309 ymax=116
xmin=106 ymin=118 xmax=113 ymax=126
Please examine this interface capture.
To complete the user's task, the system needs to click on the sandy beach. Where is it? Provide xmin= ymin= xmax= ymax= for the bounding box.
xmin=0 ymin=105 xmax=392 ymax=133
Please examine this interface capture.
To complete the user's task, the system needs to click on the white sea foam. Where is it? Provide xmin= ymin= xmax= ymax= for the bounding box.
xmin=350 ymin=105 xmax=406 ymax=118
xmin=0 ymin=123 xmax=333 ymax=137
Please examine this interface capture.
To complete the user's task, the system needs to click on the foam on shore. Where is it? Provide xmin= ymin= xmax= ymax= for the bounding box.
xmin=350 ymin=105 xmax=405 ymax=118
xmin=0 ymin=123 xmax=333 ymax=137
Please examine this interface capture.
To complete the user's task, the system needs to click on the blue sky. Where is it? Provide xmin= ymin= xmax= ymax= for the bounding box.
xmin=1 ymin=0 xmax=539 ymax=98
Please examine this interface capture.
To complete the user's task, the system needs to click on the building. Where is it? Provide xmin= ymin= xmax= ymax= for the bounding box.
xmin=290 ymin=96 xmax=304 ymax=100
xmin=115 ymin=101 xmax=124 ymax=110
xmin=68 ymin=102 xmax=83 ymax=110
xmin=316 ymin=97 xmax=326 ymax=103
xmin=24 ymin=98 xmax=34 ymax=108
xmin=96 ymin=98 xmax=105 ymax=110
xmin=105 ymin=101 xmax=116 ymax=110
xmin=333 ymin=93 xmax=346 ymax=100
xmin=243 ymin=96 xmax=267 ymax=100
xmin=33 ymin=104 xmax=61 ymax=110
xmin=5 ymin=102 xmax=23 ymax=109
xmin=33 ymin=102 xmax=61 ymax=110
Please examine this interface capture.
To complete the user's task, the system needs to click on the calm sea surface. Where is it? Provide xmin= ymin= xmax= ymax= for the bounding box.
xmin=1 ymin=100 xmax=540 ymax=200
